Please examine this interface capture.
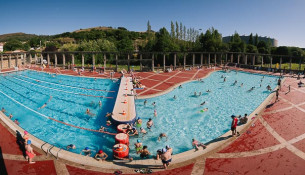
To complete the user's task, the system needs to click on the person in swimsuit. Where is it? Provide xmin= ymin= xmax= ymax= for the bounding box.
xmin=23 ymin=131 xmax=30 ymax=144
xmin=94 ymin=150 xmax=108 ymax=161
xmin=144 ymin=100 xmax=147 ymax=106
xmin=160 ymin=148 xmax=172 ymax=169
xmin=231 ymin=115 xmax=238 ymax=136
xmin=25 ymin=140 xmax=36 ymax=164
xmin=140 ymin=127 xmax=147 ymax=135
xmin=154 ymin=110 xmax=157 ymax=117
xmin=200 ymin=101 xmax=206 ymax=106
xmin=165 ymin=145 xmax=173 ymax=155
xmin=136 ymin=117 xmax=142 ymax=127
xmin=80 ymin=147 xmax=91 ymax=156
xmin=158 ymin=133 xmax=168 ymax=141
xmin=86 ymin=108 xmax=95 ymax=117
xmin=140 ymin=146 xmax=151 ymax=159
xmin=9 ymin=114 xmax=13 ymax=119
xmin=135 ymin=139 xmax=143 ymax=154
xmin=147 ymin=118 xmax=154 ymax=129
xmin=38 ymin=103 xmax=47 ymax=110
xmin=14 ymin=119 xmax=20 ymax=125
xmin=66 ymin=144 xmax=76 ymax=150
xmin=99 ymin=101 xmax=102 ymax=107
xmin=192 ymin=138 xmax=206 ymax=151
xmin=1 ymin=107 xmax=6 ymax=113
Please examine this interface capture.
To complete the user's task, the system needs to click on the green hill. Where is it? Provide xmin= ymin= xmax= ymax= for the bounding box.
xmin=0 ymin=32 xmax=38 ymax=42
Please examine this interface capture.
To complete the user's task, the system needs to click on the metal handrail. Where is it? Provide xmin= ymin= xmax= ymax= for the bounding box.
xmin=40 ymin=142 xmax=49 ymax=155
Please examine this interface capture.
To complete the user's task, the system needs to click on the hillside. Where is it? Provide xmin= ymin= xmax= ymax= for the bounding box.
xmin=0 ymin=32 xmax=38 ymax=42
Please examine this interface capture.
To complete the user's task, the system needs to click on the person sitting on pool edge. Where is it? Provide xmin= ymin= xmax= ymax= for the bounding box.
xmin=94 ymin=150 xmax=108 ymax=161
xmin=80 ymin=147 xmax=91 ymax=156
xmin=14 ymin=119 xmax=20 ymax=125
xmin=192 ymin=138 xmax=206 ymax=151
xmin=239 ymin=114 xmax=248 ymax=125
xmin=140 ymin=146 xmax=151 ymax=159
xmin=158 ymin=133 xmax=168 ymax=141
xmin=66 ymin=144 xmax=76 ymax=150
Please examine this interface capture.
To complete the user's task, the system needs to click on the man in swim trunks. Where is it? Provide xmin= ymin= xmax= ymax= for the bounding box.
xmin=66 ymin=144 xmax=76 ymax=150
xmin=231 ymin=115 xmax=238 ymax=136
xmin=140 ymin=146 xmax=151 ymax=159
xmin=160 ymin=148 xmax=172 ymax=169
xmin=140 ymin=127 xmax=147 ymax=135
xmin=25 ymin=140 xmax=36 ymax=164
xmin=147 ymin=118 xmax=153 ymax=129
xmin=135 ymin=139 xmax=143 ymax=154
xmin=94 ymin=150 xmax=108 ymax=161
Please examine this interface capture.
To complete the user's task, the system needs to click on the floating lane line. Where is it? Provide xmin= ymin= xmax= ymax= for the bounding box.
xmin=19 ymin=74 xmax=115 ymax=92
xmin=11 ymin=77 xmax=113 ymax=99
xmin=0 ymin=89 xmax=116 ymax=135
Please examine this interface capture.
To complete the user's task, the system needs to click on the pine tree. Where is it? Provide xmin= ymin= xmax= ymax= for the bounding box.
xmin=147 ymin=20 xmax=151 ymax=33
xmin=183 ymin=26 xmax=186 ymax=40
xmin=170 ymin=21 xmax=175 ymax=38
xmin=175 ymin=21 xmax=179 ymax=39
xmin=180 ymin=22 xmax=183 ymax=40
xmin=254 ymin=34 xmax=259 ymax=46
xmin=248 ymin=33 xmax=253 ymax=45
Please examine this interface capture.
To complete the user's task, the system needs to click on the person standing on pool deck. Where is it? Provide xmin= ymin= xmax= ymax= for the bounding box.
xmin=278 ymin=78 xmax=282 ymax=90
xmin=231 ymin=115 xmax=238 ymax=136
xmin=285 ymin=85 xmax=291 ymax=95
xmin=275 ymin=89 xmax=279 ymax=102
xmin=25 ymin=140 xmax=36 ymax=164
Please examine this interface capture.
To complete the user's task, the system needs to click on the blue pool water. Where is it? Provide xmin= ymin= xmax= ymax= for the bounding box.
xmin=0 ymin=70 xmax=279 ymax=160
xmin=132 ymin=70 xmax=278 ymax=158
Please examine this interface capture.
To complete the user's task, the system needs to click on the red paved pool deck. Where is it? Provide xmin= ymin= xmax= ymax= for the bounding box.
xmin=1 ymin=67 xmax=305 ymax=174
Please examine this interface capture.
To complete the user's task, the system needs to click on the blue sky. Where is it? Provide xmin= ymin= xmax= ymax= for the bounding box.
xmin=1 ymin=0 xmax=305 ymax=47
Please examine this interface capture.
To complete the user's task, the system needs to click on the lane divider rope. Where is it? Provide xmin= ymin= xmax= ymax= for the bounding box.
xmin=19 ymin=74 xmax=115 ymax=92
xmin=11 ymin=77 xmax=113 ymax=99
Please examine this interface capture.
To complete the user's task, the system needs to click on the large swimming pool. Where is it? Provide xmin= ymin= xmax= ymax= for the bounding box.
xmin=0 ymin=70 xmax=279 ymax=160
xmin=132 ymin=70 xmax=278 ymax=158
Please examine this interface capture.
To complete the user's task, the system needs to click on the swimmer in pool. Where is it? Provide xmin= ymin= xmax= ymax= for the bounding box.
xmin=233 ymin=80 xmax=237 ymax=85
xmin=206 ymin=90 xmax=211 ymax=93
xmin=240 ymin=83 xmax=243 ymax=87
xmin=99 ymin=101 xmax=102 ymax=107
xmin=200 ymin=101 xmax=206 ymax=106
xmin=99 ymin=126 xmax=106 ymax=132
xmin=152 ymin=102 xmax=156 ymax=107
xmin=158 ymin=133 xmax=168 ymax=141
xmin=179 ymin=85 xmax=182 ymax=89
xmin=147 ymin=118 xmax=154 ymax=129
xmin=144 ymin=100 xmax=147 ymax=106
xmin=194 ymin=92 xmax=197 ymax=96
xmin=38 ymin=103 xmax=47 ymax=110
xmin=105 ymin=112 xmax=112 ymax=117
xmin=1 ymin=107 xmax=6 ymax=113
xmin=140 ymin=127 xmax=147 ymax=134
xmin=154 ymin=110 xmax=157 ymax=117
xmin=200 ymin=108 xmax=208 ymax=112
xmin=199 ymin=92 xmax=202 ymax=96
xmin=173 ymin=95 xmax=176 ymax=99
xmin=95 ymin=150 xmax=108 ymax=161
xmin=80 ymin=147 xmax=91 ymax=156
xmin=86 ymin=108 xmax=95 ymax=117
xmin=9 ymin=114 xmax=13 ymax=119
xmin=66 ymin=144 xmax=76 ymax=150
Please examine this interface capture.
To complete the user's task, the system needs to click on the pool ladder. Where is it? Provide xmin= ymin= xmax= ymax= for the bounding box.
xmin=41 ymin=142 xmax=62 ymax=160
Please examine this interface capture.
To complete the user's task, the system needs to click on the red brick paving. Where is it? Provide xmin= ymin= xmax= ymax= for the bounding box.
xmin=204 ymin=148 xmax=305 ymax=175
xmin=293 ymin=138 xmax=305 ymax=153
xmin=280 ymin=91 xmax=305 ymax=105
xmin=67 ymin=164 xmax=194 ymax=175
xmin=219 ymin=120 xmax=280 ymax=153
xmin=262 ymin=108 xmax=305 ymax=141
xmin=0 ymin=122 xmax=24 ymax=155
xmin=4 ymin=159 xmax=56 ymax=175
xmin=264 ymin=98 xmax=292 ymax=112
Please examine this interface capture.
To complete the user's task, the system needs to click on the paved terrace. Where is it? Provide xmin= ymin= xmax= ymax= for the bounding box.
xmin=0 ymin=67 xmax=305 ymax=175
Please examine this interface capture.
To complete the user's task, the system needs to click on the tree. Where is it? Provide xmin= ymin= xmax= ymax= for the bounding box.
xmin=229 ymin=32 xmax=245 ymax=52
xmin=254 ymin=34 xmax=259 ymax=46
xmin=170 ymin=21 xmax=175 ymax=38
xmin=3 ymin=39 xmax=23 ymax=51
xmin=198 ymin=28 xmax=223 ymax=52
xmin=248 ymin=33 xmax=253 ymax=45
xmin=175 ymin=21 xmax=179 ymax=39
xmin=183 ymin=26 xmax=186 ymax=40
xmin=153 ymin=27 xmax=180 ymax=52
xmin=180 ymin=22 xmax=183 ymax=40
xmin=147 ymin=20 xmax=151 ymax=33
xmin=246 ymin=44 xmax=258 ymax=53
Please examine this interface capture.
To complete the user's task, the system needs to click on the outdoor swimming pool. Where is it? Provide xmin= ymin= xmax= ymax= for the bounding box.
xmin=0 ymin=70 xmax=119 ymax=157
xmin=132 ymin=70 xmax=279 ymax=158
xmin=0 ymin=70 xmax=279 ymax=160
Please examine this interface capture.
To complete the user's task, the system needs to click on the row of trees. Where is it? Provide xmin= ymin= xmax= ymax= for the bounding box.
xmin=2 ymin=22 xmax=304 ymax=59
